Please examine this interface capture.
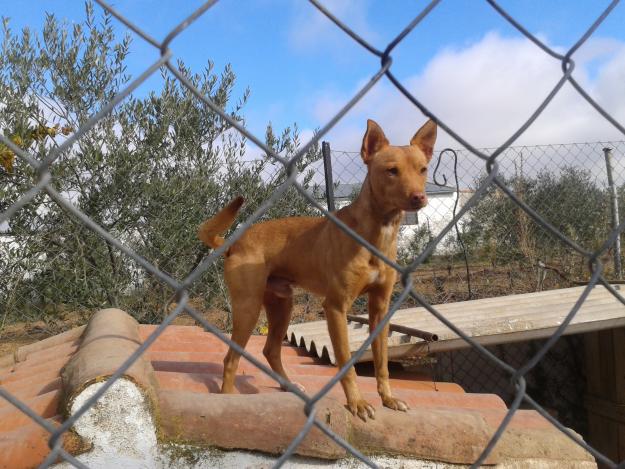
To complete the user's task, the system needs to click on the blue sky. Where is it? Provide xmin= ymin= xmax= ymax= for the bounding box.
xmin=2 ymin=1 xmax=625 ymax=152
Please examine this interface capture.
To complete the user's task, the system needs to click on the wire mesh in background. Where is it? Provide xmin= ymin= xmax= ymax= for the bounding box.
xmin=1 ymin=0 xmax=625 ymax=468
xmin=326 ymin=141 xmax=625 ymax=301
xmin=433 ymin=335 xmax=588 ymax=434
xmin=7 ymin=140 xmax=624 ymax=329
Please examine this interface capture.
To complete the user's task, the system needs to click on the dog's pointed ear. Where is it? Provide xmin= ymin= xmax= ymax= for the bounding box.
xmin=410 ymin=119 xmax=437 ymax=161
xmin=361 ymin=119 xmax=389 ymax=164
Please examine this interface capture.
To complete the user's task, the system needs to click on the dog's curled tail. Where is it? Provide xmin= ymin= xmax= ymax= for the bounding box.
xmin=198 ymin=196 xmax=244 ymax=249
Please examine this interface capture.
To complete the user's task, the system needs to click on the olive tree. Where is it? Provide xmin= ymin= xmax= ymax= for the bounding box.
xmin=0 ymin=2 xmax=320 ymax=323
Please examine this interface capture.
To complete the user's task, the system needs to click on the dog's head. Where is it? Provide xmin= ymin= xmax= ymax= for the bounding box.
xmin=361 ymin=119 xmax=437 ymax=212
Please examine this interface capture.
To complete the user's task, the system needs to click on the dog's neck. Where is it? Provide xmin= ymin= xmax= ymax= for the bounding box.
xmin=345 ymin=176 xmax=403 ymax=244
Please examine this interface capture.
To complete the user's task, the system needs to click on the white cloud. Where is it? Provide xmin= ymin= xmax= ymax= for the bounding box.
xmin=314 ymin=32 xmax=625 ymax=153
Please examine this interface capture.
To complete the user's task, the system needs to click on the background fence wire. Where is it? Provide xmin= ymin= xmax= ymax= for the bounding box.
xmin=1 ymin=0 xmax=625 ymax=467
xmin=326 ymin=141 xmax=625 ymax=289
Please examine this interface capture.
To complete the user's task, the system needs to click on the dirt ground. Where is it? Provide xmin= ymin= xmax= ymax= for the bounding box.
xmin=0 ymin=260 xmax=575 ymax=358
xmin=0 ymin=310 xmax=90 ymax=357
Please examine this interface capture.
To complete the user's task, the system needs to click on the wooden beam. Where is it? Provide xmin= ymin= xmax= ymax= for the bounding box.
xmin=346 ymin=314 xmax=438 ymax=342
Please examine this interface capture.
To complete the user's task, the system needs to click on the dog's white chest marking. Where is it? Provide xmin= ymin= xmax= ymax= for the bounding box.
xmin=381 ymin=224 xmax=394 ymax=239
xmin=368 ymin=269 xmax=380 ymax=285
xmin=379 ymin=223 xmax=396 ymax=248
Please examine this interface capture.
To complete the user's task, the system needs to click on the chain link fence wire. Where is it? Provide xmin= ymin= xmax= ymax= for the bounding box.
xmin=1 ymin=0 xmax=625 ymax=467
xmin=4 ymin=141 xmax=625 ymax=325
xmin=326 ymin=141 xmax=625 ymax=298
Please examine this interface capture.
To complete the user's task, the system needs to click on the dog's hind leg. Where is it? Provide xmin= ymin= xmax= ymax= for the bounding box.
xmin=262 ymin=290 xmax=306 ymax=393
xmin=221 ymin=264 xmax=266 ymax=394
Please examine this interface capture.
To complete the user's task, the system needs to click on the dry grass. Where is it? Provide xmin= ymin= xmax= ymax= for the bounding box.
xmin=0 ymin=309 xmax=90 ymax=357
xmin=0 ymin=259 xmax=579 ymax=356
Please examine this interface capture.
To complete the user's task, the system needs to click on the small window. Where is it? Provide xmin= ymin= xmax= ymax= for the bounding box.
xmin=403 ymin=212 xmax=418 ymax=225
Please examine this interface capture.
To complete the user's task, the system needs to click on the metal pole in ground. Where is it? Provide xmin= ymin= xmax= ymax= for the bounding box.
xmin=322 ymin=141 xmax=336 ymax=212
xmin=604 ymin=147 xmax=622 ymax=279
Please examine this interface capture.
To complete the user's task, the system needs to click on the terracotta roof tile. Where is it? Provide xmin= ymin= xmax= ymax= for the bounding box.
xmin=0 ymin=390 xmax=61 ymax=432
xmin=0 ymin=420 xmax=60 ymax=469
xmin=0 ymin=377 xmax=61 ymax=404
xmin=0 ymin=310 xmax=596 ymax=468
xmin=20 ymin=342 xmax=78 ymax=363
xmin=0 ymin=358 xmax=67 ymax=384
xmin=144 ymin=331 xmax=465 ymax=397
xmin=0 ymin=326 xmax=84 ymax=469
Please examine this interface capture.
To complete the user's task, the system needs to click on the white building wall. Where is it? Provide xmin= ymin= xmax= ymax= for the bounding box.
xmin=318 ymin=191 xmax=468 ymax=255
xmin=399 ymin=192 xmax=463 ymax=253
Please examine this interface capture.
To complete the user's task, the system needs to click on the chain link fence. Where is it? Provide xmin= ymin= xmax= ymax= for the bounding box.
xmin=1 ymin=0 xmax=625 ymax=467
xmin=1 ymin=154 xmax=321 ymax=326
xmin=7 ymin=140 xmax=625 ymax=326
xmin=323 ymin=141 xmax=625 ymax=302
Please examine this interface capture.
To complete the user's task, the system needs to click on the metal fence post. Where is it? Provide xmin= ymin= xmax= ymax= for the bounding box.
xmin=604 ymin=147 xmax=622 ymax=279
xmin=322 ymin=141 xmax=335 ymax=212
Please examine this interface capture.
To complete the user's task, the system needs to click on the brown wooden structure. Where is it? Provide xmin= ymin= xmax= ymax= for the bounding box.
xmin=585 ymin=327 xmax=625 ymax=465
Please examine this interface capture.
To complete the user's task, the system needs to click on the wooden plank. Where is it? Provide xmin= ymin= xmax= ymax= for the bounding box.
xmin=287 ymin=286 xmax=625 ymax=363
xmin=406 ymin=296 xmax=619 ymax=328
xmin=288 ymin=285 xmax=607 ymax=333
xmin=585 ymin=332 xmax=602 ymax=397
xmin=360 ymin=316 xmax=625 ymax=360
xmin=287 ymin=285 xmax=622 ymax=338
xmin=341 ymin=304 xmax=625 ymax=344
xmin=585 ymin=395 xmax=625 ymax=423
xmin=599 ymin=330 xmax=617 ymax=402
xmin=617 ymin=424 xmax=625 ymax=461
xmin=293 ymin=295 xmax=623 ymax=342
xmin=614 ymin=328 xmax=625 ymax=405
xmin=408 ymin=301 xmax=618 ymax=333
xmin=346 ymin=315 xmax=438 ymax=341
xmin=585 ymin=332 xmax=625 ymax=466
xmin=587 ymin=413 xmax=619 ymax=463
xmin=394 ymin=285 xmax=616 ymax=316
xmin=389 ymin=293 xmax=619 ymax=325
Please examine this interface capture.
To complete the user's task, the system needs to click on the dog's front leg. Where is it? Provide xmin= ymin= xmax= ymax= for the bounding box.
xmin=323 ymin=296 xmax=375 ymax=421
xmin=369 ymin=284 xmax=409 ymax=412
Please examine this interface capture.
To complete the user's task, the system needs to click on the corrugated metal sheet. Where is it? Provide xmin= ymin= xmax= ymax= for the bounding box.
xmin=286 ymin=285 xmax=625 ymax=364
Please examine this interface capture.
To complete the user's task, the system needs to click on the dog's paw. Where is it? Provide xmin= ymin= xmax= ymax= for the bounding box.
xmin=381 ymin=395 xmax=409 ymax=412
xmin=281 ymin=381 xmax=306 ymax=394
xmin=346 ymin=399 xmax=376 ymax=422
xmin=292 ymin=381 xmax=306 ymax=393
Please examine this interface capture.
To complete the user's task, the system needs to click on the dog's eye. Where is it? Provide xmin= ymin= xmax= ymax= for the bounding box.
xmin=387 ymin=167 xmax=399 ymax=176
xmin=420 ymin=167 xmax=427 ymax=174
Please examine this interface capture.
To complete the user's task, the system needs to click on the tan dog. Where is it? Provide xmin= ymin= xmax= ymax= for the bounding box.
xmin=198 ymin=119 xmax=437 ymax=420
